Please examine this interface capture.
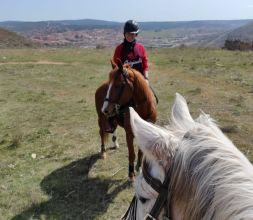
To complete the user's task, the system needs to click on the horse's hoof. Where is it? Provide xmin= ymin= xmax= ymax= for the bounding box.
xmin=100 ymin=151 xmax=106 ymax=159
xmin=112 ymin=144 xmax=119 ymax=150
xmin=129 ymin=175 xmax=135 ymax=182
xmin=128 ymin=172 xmax=135 ymax=182
xmin=114 ymin=143 xmax=119 ymax=149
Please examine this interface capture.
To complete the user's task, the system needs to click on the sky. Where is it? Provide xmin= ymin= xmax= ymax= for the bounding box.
xmin=1 ymin=0 xmax=253 ymax=22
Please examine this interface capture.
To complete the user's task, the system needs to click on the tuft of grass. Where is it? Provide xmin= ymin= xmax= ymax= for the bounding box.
xmin=221 ymin=125 xmax=240 ymax=133
xmin=187 ymin=87 xmax=202 ymax=95
xmin=7 ymin=133 xmax=22 ymax=149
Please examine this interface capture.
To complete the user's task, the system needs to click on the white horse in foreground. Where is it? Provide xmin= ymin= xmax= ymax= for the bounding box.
xmin=123 ymin=93 xmax=253 ymax=220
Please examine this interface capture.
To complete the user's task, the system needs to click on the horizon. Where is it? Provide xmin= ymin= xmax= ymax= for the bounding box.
xmin=1 ymin=0 xmax=253 ymax=23
xmin=1 ymin=18 xmax=253 ymax=23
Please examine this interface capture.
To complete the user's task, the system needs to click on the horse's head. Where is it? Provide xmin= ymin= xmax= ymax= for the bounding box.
xmin=126 ymin=93 xmax=193 ymax=219
xmin=124 ymin=93 xmax=253 ymax=220
xmin=102 ymin=59 xmax=135 ymax=117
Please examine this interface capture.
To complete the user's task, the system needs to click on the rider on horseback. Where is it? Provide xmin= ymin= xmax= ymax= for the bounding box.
xmin=102 ymin=20 xmax=157 ymax=133
xmin=113 ymin=20 xmax=150 ymax=85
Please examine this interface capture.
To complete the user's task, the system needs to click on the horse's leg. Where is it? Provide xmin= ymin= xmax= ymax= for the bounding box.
xmin=98 ymin=117 xmax=108 ymax=159
xmin=112 ymin=130 xmax=119 ymax=149
xmin=99 ymin=128 xmax=108 ymax=159
xmin=135 ymin=149 xmax=143 ymax=172
xmin=123 ymin=111 xmax=136 ymax=181
xmin=125 ymin=130 xmax=136 ymax=181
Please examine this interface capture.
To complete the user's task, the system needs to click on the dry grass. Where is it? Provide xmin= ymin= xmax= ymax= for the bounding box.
xmin=0 ymin=48 xmax=252 ymax=219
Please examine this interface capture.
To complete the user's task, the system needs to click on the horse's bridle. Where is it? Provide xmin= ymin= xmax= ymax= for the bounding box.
xmin=122 ymin=159 xmax=173 ymax=220
xmin=142 ymin=160 xmax=172 ymax=220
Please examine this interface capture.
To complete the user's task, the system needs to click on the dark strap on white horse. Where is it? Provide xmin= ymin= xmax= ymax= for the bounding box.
xmin=121 ymin=195 xmax=138 ymax=220
xmin=142 ymin=160 xmax=172 ymax=220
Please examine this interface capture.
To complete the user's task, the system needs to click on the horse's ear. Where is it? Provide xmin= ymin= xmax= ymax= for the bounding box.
xmin=171 ymin=93 xmax=194 ymax=130
xmin=111 ymin=59 xmax=117 ymax=69
xmin=116 ymin=58 xmax=123 ymax=71
xmin=129 ymin=107 xmax=174 ymax=162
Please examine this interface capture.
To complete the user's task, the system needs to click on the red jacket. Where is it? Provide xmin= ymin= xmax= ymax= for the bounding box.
xmin=113 ymin=41 xmax=148 ymax=75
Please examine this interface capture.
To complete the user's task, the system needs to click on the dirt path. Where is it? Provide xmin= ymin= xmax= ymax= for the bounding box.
xmin=0 ymin=61 xmax=67 ymax=65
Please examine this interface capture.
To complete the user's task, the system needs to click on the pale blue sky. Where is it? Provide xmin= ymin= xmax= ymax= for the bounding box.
xmin=1 ymin=0 xmax=253 ymax=22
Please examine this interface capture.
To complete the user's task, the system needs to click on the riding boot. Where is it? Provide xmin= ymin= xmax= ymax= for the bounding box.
xmin=149 ymin=85 xmax=159 ymax=104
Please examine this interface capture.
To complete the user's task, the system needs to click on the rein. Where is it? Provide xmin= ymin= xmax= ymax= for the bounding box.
xmin=142 ymin=160 xmax=172 ymax=220
xmin=105 ymin=68 xmax=148 ymax=116
xmin=104 ymin=70 xmax=128 ymax=105
xmin=122 ymin=160 xmax=173 ymax=220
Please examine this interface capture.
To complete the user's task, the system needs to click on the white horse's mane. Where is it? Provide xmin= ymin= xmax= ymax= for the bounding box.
xmin=129 ymin=93 xmax=253 ymax=220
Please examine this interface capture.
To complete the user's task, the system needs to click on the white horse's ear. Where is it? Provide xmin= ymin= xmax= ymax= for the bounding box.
xmin=129 ymin=107 xmax=172 ymax=161
xmin=171 ymin=93 xmax=195 ymax=130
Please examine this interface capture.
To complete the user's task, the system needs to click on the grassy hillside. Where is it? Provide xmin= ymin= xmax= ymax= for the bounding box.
xmin=205 ymin=21 xmax=253 ymax=48
xmin=0 ymin=27 xmax=34 ymax=48
xmin=0 ymin=48 xmax=252 ymax=219
xmin=0 ymin=19 xmax=121 ymax=33
xmin=227 ymin=21 xmax=253 ymax=41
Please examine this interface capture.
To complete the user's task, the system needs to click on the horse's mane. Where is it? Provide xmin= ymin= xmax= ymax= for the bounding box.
xmin=167 ymin=95 xmax=253 ymax=219
xmin=109 ymin=65 xmax=154 ymax=105
xmin=131 ymin=68 xmax=153 ymax=102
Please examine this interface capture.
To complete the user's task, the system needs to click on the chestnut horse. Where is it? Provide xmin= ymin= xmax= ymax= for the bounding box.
xmin=95 ymin=59 xmax=157 ymax=180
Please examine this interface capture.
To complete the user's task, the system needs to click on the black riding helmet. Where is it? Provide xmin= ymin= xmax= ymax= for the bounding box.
xmin=124 ymin=20 xmax=140 ymax=34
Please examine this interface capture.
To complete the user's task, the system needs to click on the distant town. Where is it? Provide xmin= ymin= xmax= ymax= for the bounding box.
xmin=1 ymin=19 xmax=253 ymax=49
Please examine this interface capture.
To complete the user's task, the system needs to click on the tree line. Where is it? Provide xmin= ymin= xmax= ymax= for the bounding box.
xmin=224 ymin=39 xmax=253 ymax=51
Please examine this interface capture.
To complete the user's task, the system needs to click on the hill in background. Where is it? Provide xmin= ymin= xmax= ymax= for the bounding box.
xmin=227 ymin=22 xmax=253 ymax=42
xmin=197 ymin=21 xmax=253 ymax=48
xmin=0 ymin=19 xmax=121 ymax=33
xmin=0 ymin=27 xmax=35 ymax=48
xmin=1 ymin=19 xmax=253 ymax=48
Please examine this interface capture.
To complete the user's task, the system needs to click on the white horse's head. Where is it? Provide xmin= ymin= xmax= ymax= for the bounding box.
xmin=126 ymin=93 xmax=253 ymax=220
xmin=128 ymin=93 xmax=193 ymax=220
